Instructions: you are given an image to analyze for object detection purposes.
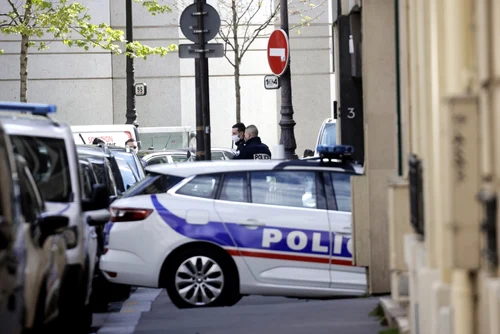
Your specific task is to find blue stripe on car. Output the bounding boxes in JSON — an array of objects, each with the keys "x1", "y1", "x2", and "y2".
[{"x1": 151, "y1": 194, "x2": 352, "y2": 259}]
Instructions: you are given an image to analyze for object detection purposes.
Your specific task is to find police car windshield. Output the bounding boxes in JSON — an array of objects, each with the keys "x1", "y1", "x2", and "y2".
[{"x1": 319, "y1": 123, "x2": 336, "y2": 147}]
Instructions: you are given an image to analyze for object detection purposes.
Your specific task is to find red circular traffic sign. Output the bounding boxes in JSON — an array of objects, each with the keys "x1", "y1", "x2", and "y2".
[{"x1": 267, "y1": 29, "x2": 289, "y2": 76}]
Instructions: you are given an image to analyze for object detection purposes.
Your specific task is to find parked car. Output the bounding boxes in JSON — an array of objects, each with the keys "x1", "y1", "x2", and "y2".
[
  {"x1": 106, "y1": 146, "x2": 145, "y2": 181},
  {"x1": 76, "y1": 146, "x2": 135, "y2": 310},
  {"x1": 313, "y1": 118, "x2": 337, "y2": 157},
  {"x1": 15, "y1": 154, "x2": 69, "y2": 331},
  {"x1": 186, "y1": 147, "x2": 236, "y2": 161},
  {"x1": 78, "y1": 158, "x2": 110, "y2": 312},
  {"x1": 0, "y1": 123, "x2": 26, "y2": 334},
  {"x1": 77, "y1": 145, "x2": 124, "y2": 195},
  {"x1": 139, "y1": 147, "x2": 236, "y2": 166},
  {"x1": 0, "y1": 102, "x2": 109, "y2": 332},
  {"x1": 100, "y1": 145, "x2": 367, "y2": 309},
  {"x1": 138, "y1": 149, "x2": 191, "y2": 166}
]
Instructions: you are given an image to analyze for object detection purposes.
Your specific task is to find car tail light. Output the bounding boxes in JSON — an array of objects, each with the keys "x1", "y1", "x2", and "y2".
[{"x1": 110, "y1": 207, "x2": 153, "y2": 222}]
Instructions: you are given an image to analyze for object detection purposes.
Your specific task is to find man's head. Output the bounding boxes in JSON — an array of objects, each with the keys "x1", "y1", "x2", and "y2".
[
  {"x1": 92, "y1": 137, "x2": 105, "y2": 146},
  {"x1": 244, "y1": 125, "x2": 258, "y2": 141},
  {"x1": 125, "y1": 139, "x2": 138, "y2": 152},
  {"x1": 231, "y1": 122, "x2": 245, "y2": 143}
]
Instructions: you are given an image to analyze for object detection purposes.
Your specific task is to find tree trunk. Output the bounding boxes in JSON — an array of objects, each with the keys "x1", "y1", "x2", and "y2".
[
  {"x1": 20, "y1": 33, "x2": 29, "y2": 102},
  {"x1": 19, "y1": 2, "x2": 32, "y2": 103},
  {"x1": 234, "y1": 61, "x2": 241, "y2": 123},
  {"x1": 231, "y1": 0, "x2": 241, "y2": 123}
]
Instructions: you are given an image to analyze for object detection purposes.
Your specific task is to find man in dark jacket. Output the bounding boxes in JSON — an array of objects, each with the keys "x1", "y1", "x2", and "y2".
[
  {"x1": 231, "y1": 122, "x2": 246, "y2": 152},
  {"x1": 234, "y1": 125, "x2": 272, "y2": 159}
]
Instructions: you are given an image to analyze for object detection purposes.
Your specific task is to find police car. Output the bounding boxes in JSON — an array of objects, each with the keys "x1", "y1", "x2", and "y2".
[{"x1": 99, "y1": 145, "x2": 367, "y2": 308}]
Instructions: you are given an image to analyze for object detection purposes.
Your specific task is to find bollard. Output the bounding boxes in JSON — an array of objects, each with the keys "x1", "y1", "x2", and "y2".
[{"x1": 271, "y1": 145, "x2": 285, "y2": 160}]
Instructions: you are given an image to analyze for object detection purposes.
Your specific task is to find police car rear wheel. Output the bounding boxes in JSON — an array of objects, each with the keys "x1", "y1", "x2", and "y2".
[{"x1": 166, "y1": 248, "x2": 237, "y2": 308}]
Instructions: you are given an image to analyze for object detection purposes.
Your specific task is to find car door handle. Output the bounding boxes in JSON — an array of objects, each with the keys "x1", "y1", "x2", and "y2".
[
  {"x1": 241, "y1": 219, "x2": 265, "y2": 227},
  {"x1": 334, "y1": 227, "x2": 352, "y2": 236}
]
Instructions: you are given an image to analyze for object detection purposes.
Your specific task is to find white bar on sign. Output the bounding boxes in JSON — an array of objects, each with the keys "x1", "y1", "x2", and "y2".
[{"x1": 269, "y1": 48, "x2": 286, "y2": 61}]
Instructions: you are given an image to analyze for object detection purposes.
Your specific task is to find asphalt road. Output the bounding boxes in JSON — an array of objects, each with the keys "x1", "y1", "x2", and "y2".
[{"x1": 92, "y1": 288, "x2": 386, "y2": 334}]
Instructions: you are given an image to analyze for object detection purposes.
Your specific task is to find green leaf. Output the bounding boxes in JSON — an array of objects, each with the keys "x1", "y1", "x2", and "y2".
[
  {"x1": 134, "y1": 0, "x2": 172, "y2": 16},
  {"x1": 1, "y1": 0, "x2": 174, "y2": 60}
]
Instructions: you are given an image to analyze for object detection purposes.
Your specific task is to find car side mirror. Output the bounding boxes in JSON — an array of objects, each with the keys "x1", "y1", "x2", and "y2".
[
  {"x1": 0, "y1": 219, "x2": 13, "y2": 250},
  {"x1": 109, "y1": 195, "x2": 118, "y2": 205},
  {"x1": 82, "y1": 184, "x2": 110, "y2": 212},
  {"x1": 37, "y1": 215, "x2": 69, "y2": 246},
  {"x1": 87, "y1": 209, "x2": 111, "y2": 227}
]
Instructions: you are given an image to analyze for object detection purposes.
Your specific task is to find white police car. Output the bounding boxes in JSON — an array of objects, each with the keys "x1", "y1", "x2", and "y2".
[{"x1": 99, "y1": 145, "x2": 367, "y2": 308}]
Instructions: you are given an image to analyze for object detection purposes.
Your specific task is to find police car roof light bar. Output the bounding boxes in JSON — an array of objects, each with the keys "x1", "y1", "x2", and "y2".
[
  {"x1": 317, "y1": 144, "x2": 354, "y2": 161},
  {"x1": 0, "y1": 102, "x2": 57, "y2": 116}
]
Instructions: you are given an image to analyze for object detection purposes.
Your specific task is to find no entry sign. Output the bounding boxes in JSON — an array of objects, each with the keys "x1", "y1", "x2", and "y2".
[{"x1": 267, "y1": 29, "x2": 289, "y2": 76}]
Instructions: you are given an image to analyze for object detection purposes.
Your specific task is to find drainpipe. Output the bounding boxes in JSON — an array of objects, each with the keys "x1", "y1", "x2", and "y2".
[{"x1": 394, "y1": 0, "x2": 403, "y2": 176}]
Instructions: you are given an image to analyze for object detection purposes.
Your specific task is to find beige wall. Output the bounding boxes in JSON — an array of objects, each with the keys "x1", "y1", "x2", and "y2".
[{"x1": 351, "y1": 0, "x2": 397, "y2": 294}]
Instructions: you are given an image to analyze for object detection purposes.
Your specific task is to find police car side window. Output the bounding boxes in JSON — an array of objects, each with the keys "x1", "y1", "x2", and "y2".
[
  {"x1": 331, "y1": 173, "x2": 352, "y2": 212},
  {"x1": 176, "y1": 174, "x2": 220, "y2": 199},
  {"x1": 11, "y1": 136, "x2": 72, "y2": 203},
  {"x1": 219, "y1": 172, "x2": 248, "y2": 203},
  {"x1": 250, "y1": 171, "x2": 317, "y2": 209}
]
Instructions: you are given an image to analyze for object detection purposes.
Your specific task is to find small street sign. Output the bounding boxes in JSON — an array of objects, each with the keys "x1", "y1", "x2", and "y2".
[
  {"x1": 267, "y1": 29, "x2": 290, "y2": 76},
  {"x1": 264, "y1": 75, "x2": 280, "y2": 89},
  {"x1": 134, "y1": 83, "x2": 147, "y2": 96},
  {"x1": 178, "y1": 43, "x2": 224, "y2": 59},
  {"x1": 180, "y1": 3, "x2": 221, "y2": 43}
]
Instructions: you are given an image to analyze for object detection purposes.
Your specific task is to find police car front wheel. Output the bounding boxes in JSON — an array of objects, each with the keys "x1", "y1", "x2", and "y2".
[{"x1": 165, "y1": 248, "x2": 239, "y2": 308}]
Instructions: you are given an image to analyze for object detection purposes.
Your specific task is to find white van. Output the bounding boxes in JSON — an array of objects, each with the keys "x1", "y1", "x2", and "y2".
[
  {"x1": 1, "y1": 102, "x2": 109, "y2": 331},
  {"x1": 71, "y1": 125, "x2": 192, "y2": 151},
  {"x1": 138, "y1": 126, "x2": 191, "y2": 150},
  {"x1": 72, "y1": 124, "x2": 139, "y2": 148}
]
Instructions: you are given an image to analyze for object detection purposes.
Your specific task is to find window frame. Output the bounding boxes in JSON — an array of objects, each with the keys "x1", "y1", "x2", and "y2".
[
  {"x1": 18, "y1": 164, "x2": 44, "y2": 223},
  {"x1": 215, "y1": 171, "x2": 250, "y2": 203},
  {"x1": 325, "y1": 171, "x2": 356, "y2": 212},
  {"x1": 174, "y1": 173, "x2": 221, "y2": 200}
]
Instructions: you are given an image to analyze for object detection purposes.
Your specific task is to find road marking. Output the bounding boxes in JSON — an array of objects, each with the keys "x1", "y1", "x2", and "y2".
[{"x1": 97, "y1": 288, "x2": 162, "y2": 334}]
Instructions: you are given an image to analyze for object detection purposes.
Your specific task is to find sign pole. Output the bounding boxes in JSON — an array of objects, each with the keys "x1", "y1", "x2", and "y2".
[
  {"x1": 278, "y1": 0, "x2": 297, "y2": 159},
  {"x1": 198, "y1": 0, "x2": 211, "y2": 161},
  {"x1": 125, "y1": 0, "x2": 137, "y2": 126},
  {"x1": 195, "y1": 58, "x2": 204, "y2": 161},
  {"x1": 179, "y1": 0, "x2": 222, "y2": 161}
]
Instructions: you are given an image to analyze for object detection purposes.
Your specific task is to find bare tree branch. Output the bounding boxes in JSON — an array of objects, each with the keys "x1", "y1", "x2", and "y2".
[
  {"x1": 223, "y1": 50, "x2": 236, "y2": 67},
  {"x1": 236, "y1": 0, "x2": 257, "y2": 25},
  {"x1": 5, "y1": 0, "x2": 22, "y2": 25},
  {"x1": 239, "y1": 4, "x2": 279, "y2": 60},
  {"x1": 214, "y1": 34, "x2": 236, "y2": 67},
  {"x1": 218, "y1": 24, "x2": 236, "y2": 52},
  {"x1": 240, "y1": 3, "x2": 263, "y2": 46}
]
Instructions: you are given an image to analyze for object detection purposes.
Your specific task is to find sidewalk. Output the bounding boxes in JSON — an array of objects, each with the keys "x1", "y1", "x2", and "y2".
[{"x1": 134, "y1": 291, "x2": 386, "y2": 334}]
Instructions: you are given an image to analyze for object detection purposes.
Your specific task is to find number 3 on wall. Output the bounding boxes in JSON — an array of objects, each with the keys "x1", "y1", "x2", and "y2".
[{"x1": 347, "y1": 108, "x2": 355, "y2": 119}]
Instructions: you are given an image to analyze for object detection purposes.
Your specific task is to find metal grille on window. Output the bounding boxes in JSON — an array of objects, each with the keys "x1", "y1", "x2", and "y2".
[
  {"x1": 408, "y1": 154, "x2": 424, "y2": 236},
  {"x1": 477, "y1": 189, "x2": 498, "y2": 269}
]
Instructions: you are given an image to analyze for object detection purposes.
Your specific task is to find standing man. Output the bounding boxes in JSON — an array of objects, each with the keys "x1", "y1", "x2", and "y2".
[
  {"x1": 231, "y1": 122, "x2": 246, "y2": 152},
  {"x1": 234, "y1": 125, "x2": 272, "y2": 160},
  {"x1": 125, "y1": 138, "x2": 137, "y2": 149},
  {"x1": 125, "y1": 138, "x2": 138, "y2": 153}
]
